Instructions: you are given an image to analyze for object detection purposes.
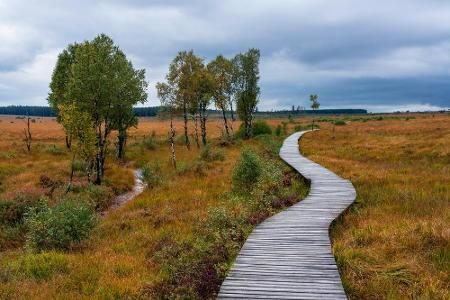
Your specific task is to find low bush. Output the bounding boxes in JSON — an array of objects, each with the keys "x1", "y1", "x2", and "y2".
[
  {"x1": 140, "y1": 161, "x2": 162, "y2": 188},
  {"x1": 25, "y1": 198, "x2": 97, "y2": 251},
  {"x1": 252, "y1": 120, "x2": 272, "y2": 136},
  {"x1": 199, "y1": 145, "x2": 225, "y2": 162},
  {"x1": 84, "y1": 184, "x2": 113, "y2": 211},
  {"x1": 232, "y1": 148, "x2": 263, "y2": 192},
  {"x1": 145, "y1": 138, "x2": 309, "y2": 299},
  {"x1": 235, "y1": 120, "x2": 272, "y2": 139},
  {"x1": 275, "y1": 124, "x2": 282, "y2": 136},
  {"x1": 334, "y1": 120, "x2": 346, "y2": 126}
]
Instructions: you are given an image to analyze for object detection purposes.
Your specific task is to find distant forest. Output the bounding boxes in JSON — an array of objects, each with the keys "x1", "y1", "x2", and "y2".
[
  {"x1": 0, "y1": 106, "x2": 160, "y2": 117},
  {"x1": 0, "y1": 105, "x2": 367, "y2": 117}
]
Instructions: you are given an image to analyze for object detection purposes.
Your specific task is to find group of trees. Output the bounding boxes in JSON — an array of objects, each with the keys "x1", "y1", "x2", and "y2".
[
  {"x1": 48, "y1": 34, "x2": 148, "y2": 185},
  {"x1": 156, "y1": 48, "x2": 261, "y2": 167}
]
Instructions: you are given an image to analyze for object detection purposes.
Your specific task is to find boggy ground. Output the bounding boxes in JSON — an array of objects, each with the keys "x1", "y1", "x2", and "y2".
[
  {"x1": 0, "y1": 113, "x2": 448, "y2": 299},
  {"x1": 0, "y1": 115, "x2": 308, "y2": 298},
  {"x1": 301, "y1": 113, "x2": 450, "y2": 299}
]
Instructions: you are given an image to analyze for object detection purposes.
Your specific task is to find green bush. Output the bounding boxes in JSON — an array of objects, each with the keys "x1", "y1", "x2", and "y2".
[
  {"x1": 252, "y1": 120, "x2": 272, "y2": 136},
  {"x1": 235, "y1": 120, "x2": 273, "y2": 139},
  {"x1": 25, "y1": 199, "x2": 97, "y2": 251},
  {"x1": 199, "y1": 145, "x2": 225, "y2": 162},
  {"x1": 232, "y1": 148, "x2": 263, "y2": 192},
  {"x1": 334, "y1": 120, "x2": 346, "y2": 126},
  {"x1": 140, "y1": 161, "x2": 162, "y2": 188},
  {"x1": 84, "y1": 184, "x2": 112, "y2": 211},
  {"x1": 275, "y1": 124, "x2": 282, "y2": 136}
]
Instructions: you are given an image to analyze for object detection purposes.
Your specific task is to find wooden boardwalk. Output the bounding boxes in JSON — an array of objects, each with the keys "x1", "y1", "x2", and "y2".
[{"x1": 218, "y1": 131, "x2": 356, "y2": 299}]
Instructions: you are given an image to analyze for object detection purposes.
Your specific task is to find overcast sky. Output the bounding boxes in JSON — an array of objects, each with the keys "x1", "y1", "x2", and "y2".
[{"x1": 1, "y1": 0, "x2": 450, "y2": 112}]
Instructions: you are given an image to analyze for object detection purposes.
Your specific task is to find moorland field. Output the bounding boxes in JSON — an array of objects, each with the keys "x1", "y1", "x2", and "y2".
[{"x1": 0, "y1": 113, "x2": 448, "y2": 299}]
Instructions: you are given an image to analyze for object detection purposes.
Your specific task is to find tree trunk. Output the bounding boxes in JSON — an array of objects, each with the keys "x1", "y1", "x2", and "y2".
[
  {"x1": 65, "y1": 134, "x2": 72, "y2": 149},
  {"x1": 169, "y1": 117, "x2": 177, "y2": 168},
  {"x1": 183, "y1": 102, "x2": 190, "y2": 150},
  {"x1": 229, "y1": 100, "x2": 235, "y2": 132},
  {"x1": 222, "y1": 108, "x2": 230, "y2": 137},
  {"x1": 192, "y1": 113, "x2": 200, "y2": 148},
  {"x1": 244, "y1": 112, "x2": 253, "y2": 139},
  {"x1": 94, "y1": 125, "x2": 105, "y2": 185},
  {"x1": 116, "y1": 128, "x2": 127, "y2": 159},
  {"x1": 66, "y1": 153, "x2": 76, "y2": 193},
  {"x1": 200, "y1": 106, "x2": 207, "y2": 146}
]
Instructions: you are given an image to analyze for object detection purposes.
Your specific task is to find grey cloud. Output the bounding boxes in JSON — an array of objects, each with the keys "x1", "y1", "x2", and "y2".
[{"x1": 0, "y1": 0, "x2": 450, "y2": 111}]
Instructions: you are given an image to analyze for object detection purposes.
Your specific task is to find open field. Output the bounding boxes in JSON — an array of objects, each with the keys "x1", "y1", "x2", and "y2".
[
  {"x1": 0, "y1": 115, "x2": 308, "y2": 298},
  {"x1": 0, "y1": 113, "x2": 448, "y2": 299},
  {"x1": 302, "y1": 113, "x2": 450, "y2": 299}
]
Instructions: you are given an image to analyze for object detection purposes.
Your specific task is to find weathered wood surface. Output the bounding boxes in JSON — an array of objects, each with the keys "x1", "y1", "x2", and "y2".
[{"x1": 218, "y1": 131, "x2": 356, "y2": 299}]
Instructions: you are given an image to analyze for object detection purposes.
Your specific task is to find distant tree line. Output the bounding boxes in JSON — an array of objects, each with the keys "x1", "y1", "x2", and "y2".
[
  {"x1": 0, "y1": 105, "x2": 367, "y2": 118},
  {"x1": 0, "y1": 105, "x2": 160, "y2": 117}
]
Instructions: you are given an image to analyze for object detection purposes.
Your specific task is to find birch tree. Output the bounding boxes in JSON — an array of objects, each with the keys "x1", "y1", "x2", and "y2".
[
  {"x1": 156, "y1": 82, "x2": 177, "y2": 168},
  {"x1": 208, "y1": 55, "x2": 233, "y2": 138},
  {"x1": 235, "y1": 48, "x2": 260, "y2": 139}
]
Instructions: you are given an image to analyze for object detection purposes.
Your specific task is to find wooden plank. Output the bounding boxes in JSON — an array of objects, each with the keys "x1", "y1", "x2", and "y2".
[{"x1": 217, "y1": 131, "x2": 356, "y2": 299}]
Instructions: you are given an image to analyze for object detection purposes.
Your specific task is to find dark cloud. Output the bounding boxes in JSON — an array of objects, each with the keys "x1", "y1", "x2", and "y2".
[{"x1": 0, "y1": 0, "x2": 450, "y2": 111}]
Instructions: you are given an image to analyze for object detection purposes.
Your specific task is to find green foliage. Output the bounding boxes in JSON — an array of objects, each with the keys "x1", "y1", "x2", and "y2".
[
  {"x1": 199, "y1": 144, "x2": 225, "y2": 162},
  {"x1": 146, "y1": 135, "x2": 309, "y2": 299},
  {"x1": 310, "y1": 94, "x2": 320, "y2": 110},
  {"x1": 84, "y1": 184, "x2": 113, "y2": 211},
  {"x1": 235, "y1": 120, "x2": 272, "y2": 139},
  {"x1": 140, "y1": 161, "x2": 162, "y2": 188},
  {"x1": 334, "y1": 120, "x2": 346, "y2": 126},
  {"x1": 49, "y1": 34, "x2": 148, "y2": 183},
  {"x1": 275, "y1": 124, "x2": 282, "y2": 136},
  {"x1": 25, "y1": 198, "x2": 97, "y2": 251},
  {"x1": 235, "y1": 48, "x2": 260, "y2": 138},
  {"x1": 232, "y1": 148, "x2": 263, "y2": 192},
  {"x1": 253, "y1": 120, "x2": 272, "y2": 135}
]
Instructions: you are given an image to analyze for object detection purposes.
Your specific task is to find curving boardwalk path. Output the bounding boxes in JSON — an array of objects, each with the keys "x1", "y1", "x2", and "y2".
[{"x1": 218, "y1": 131, "x2": 356, "y2": 299}]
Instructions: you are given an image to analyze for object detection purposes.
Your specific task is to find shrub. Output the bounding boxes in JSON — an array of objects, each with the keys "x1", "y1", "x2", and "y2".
[
  {"x1": 252, "y1": 120, "x2": 272, "y2": 136},
  {"x1": 232, "y1": 149, "x2": 263, "y2": 192},
  {"x1": 140, "y1": 161, "x2": 162, "y2": 188},
  {"x1": 334, "y1": 120, "x2": 346, "y2": 126},
  {"x1": 235, "y1": 120, "x2": 272, "y2": 139},
  {"x1": 25, "y1": 199, "x2": 97, "y2": 251},
  {"x1": 199, "y1": 145, "x2": 225, "y2": 162},
  {"x1": 275, "y1": 124, "x2": 282, "y2": 136},
  {"x1": 84, "y1": 184, "x2": 113, "y2": 211}
]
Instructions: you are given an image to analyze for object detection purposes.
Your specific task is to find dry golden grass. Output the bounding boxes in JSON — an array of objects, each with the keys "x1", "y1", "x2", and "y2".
[
  {"x1": 301, "y1": 113, "x2": 450, "y2": 299},
  {"x1": 0, "y1": 115, "x2": 271, "y2": 298},
  {"x1": 1, "y1": 113, "x2": 448, "y2": 299}
]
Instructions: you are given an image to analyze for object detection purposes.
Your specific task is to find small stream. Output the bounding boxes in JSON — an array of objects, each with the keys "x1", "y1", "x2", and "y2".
[{"x1": 102, "y1": 169, "x2": 146, "y2": 217}]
